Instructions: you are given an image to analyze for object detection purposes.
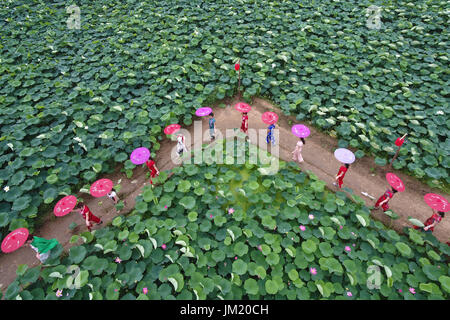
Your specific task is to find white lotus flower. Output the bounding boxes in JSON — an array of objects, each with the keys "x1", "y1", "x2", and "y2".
[
  {"x1": 84, "y1": 126, "x2": 88, "y2": 129},
  {"x1": 6, "y1": 143, "x2": 13, "y2": 150},
  {"x1": 3, "y1": 186, "x2": 9, "y2": 192},
  {"x1": 436, "y1": 110, "x2": 444, "y2": 115},
  {"x1": 73, "y1": 137, "x2": 82, "y2": 142}
]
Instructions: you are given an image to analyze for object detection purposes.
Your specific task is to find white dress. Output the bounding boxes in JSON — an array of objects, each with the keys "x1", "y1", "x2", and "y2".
[
  {"x1": 292, "y1": 141, "x2": 304, "y2": 163},
  {"x1": 30, "y1": 244, "x2": 50, "y2": 263},
  {"x1": 177, "y1": 135, "x2": 187, "y2": 154},
  {"x1": 107, "y1": 191, "x2": 117, "y2": 199}
]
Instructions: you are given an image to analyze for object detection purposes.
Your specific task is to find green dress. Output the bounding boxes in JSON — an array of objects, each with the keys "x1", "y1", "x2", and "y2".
[{"x1": 31, "y1": 236, "x2": 59, "y2": 254}]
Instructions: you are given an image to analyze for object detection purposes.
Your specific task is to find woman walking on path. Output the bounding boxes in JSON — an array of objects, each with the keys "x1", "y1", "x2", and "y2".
[
  {"x1": 333, "y1": 163, "x2": 349, "y2": 188},
  {"x1": 413, "y1": 210, "x2": 445, "y2": 233},
  {"x1": 25, "y1": 236, "x2": 59, "y2": 264},
  {"x1": 266, "y1": 123, "x2": 276, "y2": 145},
  {"x1": 146, "y1": 157, "x2": 160, "y2": 186},
  {"x1": 292, "y1": 138, "x2": 305, "y2": 163},
  {"x1": 74, "y1": 203, "x2": 103, "y2": 232},
  {"x1": 176, "y1": 134, "x2": 188, "y2": 159},
  {"x1": 240, "y1": 112, "x2": 248, "y2": 134},
  {"x1": 374, "y1": 187, "x2": 398, "y2": 212},
  {"x1": 209, "y1": 113, "x2": 216, "y2": 140}
]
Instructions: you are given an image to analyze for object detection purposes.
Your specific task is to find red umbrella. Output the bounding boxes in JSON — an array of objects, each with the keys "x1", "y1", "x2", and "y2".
[
  {"x1": 90, "y1": 178, "x2": 113, "y2": 197},
  {"x1": 1, "y1": 228, "x2": 29, "y2": 253},
  {"x1": 164, "y1": 124, "x2": 181, "y2": 135},
  {"x1": 261, "y1": 112, "x2": 278, "y2": 125},
  {"x1": 424, "y1": 193, "x2": 449, "y2": 212},
  {"x1": 54, "y1": 195, "x2": 78, "y2": 217},
  {"x1": 234, "y1": 102, "x2": 251, "y2": 113},
  {"x1": 386, "y1": 173, "x2": 405, "y2": 192}
]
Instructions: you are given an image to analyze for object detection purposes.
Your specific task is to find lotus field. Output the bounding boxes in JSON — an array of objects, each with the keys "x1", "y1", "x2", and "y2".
[
  {"x1": 3, "y1": 141, "x2": 450, "y2": 300},
  {"x1": 0, "y1": 0, "x2": 449, "y2": 301}
]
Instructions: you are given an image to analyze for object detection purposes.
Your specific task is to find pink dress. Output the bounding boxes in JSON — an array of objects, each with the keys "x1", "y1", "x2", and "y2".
[{"x1": 292, "y1": 141, "x2": 304, "y2": 163}]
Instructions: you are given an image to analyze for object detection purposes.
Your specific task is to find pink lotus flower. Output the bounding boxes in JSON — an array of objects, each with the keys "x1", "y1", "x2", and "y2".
[
  {"x1": 143, "y1": 287, "x2": 148, "y2": 294},
  {"x1": 351, "y1": 232, "x2": 357, "y2": 237},
  {"x1": 228, "y1": 208, "x2": 235, "y2": 214},
  {"x1": 308, "y1": 214, "x2": 314, "y2": 220},
  {"x1": 339, "y1": 225, "x2": 343, "y2": 229},
  {"x1": 235, "y1": 256, "x2": 238, "y2": 260},
  {"x1": 347, "y1": 291, "x2": 352, "y2": 297},
  {"x1": 216, "y1": 196, "x2": 218, "y2": 199},
  {"x1": 162, "y1": 244, "x2": 167, "y2": 250},
  {"x1": 352, "y1": 244, "x2": 356, "y2": 247},
  {"x1": 210, "y1": 214, "x2": 213, "y2": 219},
  {"x1": 257, "y1": 245, "x2": 262, "y2": 251},
  {"x1": 409, "y1": 287, "x2": 415, "y2": 294},
  {"x1": 115, "y1": 257, "x2": 122, "y2": 263},
  {"x1": 299, "y1": 225, "x2": 306, "y2": 231},
  {"x1": 398, "y1": 289, "x2": 402, "y2": 293},
  {"x1": 114, "y1": 289, "x2": 118, "y2": 292},
  {"x1": 164, "y1": 205, "x2": 167, "y2": 209},
  {"x1": 310, "y1": 268, "x2": 317, "y2": 275},
  {"x1": 56, "y1": 289, "x2": 63, "y2": 297},
  {"x1": 345, "y1": 246, "x2": 351, "y2": 252}
]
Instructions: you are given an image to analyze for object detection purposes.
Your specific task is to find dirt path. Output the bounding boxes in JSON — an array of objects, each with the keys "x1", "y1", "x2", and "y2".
[{"x1": 1, "y1": 96, "x2": 448, "y2": 295}]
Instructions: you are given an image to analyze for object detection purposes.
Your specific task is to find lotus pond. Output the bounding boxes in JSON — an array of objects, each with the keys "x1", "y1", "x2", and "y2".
[
  {"x1": 0, "y1": 0, "x2": 449, "y2": 240},
  {"x1": 3, "y1": 139, "x2": 449, "y2": 300}
]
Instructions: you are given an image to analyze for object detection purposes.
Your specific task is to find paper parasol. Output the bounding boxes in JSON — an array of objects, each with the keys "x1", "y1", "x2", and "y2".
[
  {"x1": 164, "y1": 124, "x2": 181, "y2": 135},
  {"x1": 130, "y1": 147, "x2": 150, "y2": 165},
  {"x1": 90, "y1": 178, "x2": 113, "y2": 197},
  {"x1": 234, "y1": 102, "x2": 251, "y2": 113},
  {"x1": 195, "y1": 107, "x2": 212, "y2": 117},
  {"x1": 291, "y1": 124, "x2": 311, "y2": 138},
  {"x1": 1, "y1": 228, "x2": 29, "y2": 253},
  {"x1": 261, "y1": 112, "x2": 278, "y2": 125},
  {"x1": 424, "y1": 193, "x2": 449, "y2": 212},
  {"x1": 386, "y1": 173, "x2": 405, "y2": 192},
  {"x1": 334, "y1": 148, "x2": 355, "y2": 164},
  {"x1": 54, "y1": 195, "x2": 78, "y2": 217}
]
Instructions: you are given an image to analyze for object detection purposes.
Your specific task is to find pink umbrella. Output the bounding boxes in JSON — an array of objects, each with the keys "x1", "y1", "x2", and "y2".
[
  {"x1": 261, "y1": 112, "x2": 278, "y2": 125},
  {"x1": 130, "y1": 147, "x2": 150, "y2": 165},
  {"x1": 195, "y1": 107, "x2": 212, "y2": 117},
  {"x1": 424, "y1": 193, "x2": 449, "y2": 212},
  {"x1": 334, "y1": 148, "x2": 355, "y2": 164},
  {"x1": 386, "y1": 173, "x2": 405, "y2": 192},
  {"x1": 164, "y1": 124, "x2": 181, "y2": 135},
  {"x1": 1, "y1": 228, "x2": 29, "y2": 253},
  {"x1": 90, "y1": 178, "x2": 113, "y2": 197},
  {"x1": 54, "y1": 195, "x2": 78, "y2": 217},
  {"x1": 234, "y1": 102, "x2": 251, "y2": 113},
  {"x1": 291, "y1": 124, "x2": 311, "y2": 138}
]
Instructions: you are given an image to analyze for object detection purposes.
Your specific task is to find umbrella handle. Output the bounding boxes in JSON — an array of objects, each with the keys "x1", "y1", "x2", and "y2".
[{"x1": 400, "y1": 133, "x2": 407, "y2": 140}]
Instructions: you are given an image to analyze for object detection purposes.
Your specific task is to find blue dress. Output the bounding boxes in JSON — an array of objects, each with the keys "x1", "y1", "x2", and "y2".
[{"x1": 266, "y1": 124, "x2": 275, "y2": 144}]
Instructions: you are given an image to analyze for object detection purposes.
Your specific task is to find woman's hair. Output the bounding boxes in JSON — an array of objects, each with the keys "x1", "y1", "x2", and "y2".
[
  {"x1": 300, "y1": 138, "x2": 306, "y2": 145},
  {"x1": 438, "y1": 211, "x2": 445, "y2": 218},
  {"x1": 243, "y1": 112, "x2": 247, "y2": 115},
  {"x1": 210, "y1": 112, "x2": 214, "y2": 117},
  {"x1": 74, "y1": 203, "x2": 84, "y2": 210},
  {"x1": 391, "y1": 187, "x2": 398, "y2": 194},
  {"x1": 345, "y1": 163, "x2": 350, "y2": 168}
]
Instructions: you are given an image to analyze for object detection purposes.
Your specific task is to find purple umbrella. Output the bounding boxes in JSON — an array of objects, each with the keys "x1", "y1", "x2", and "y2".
[
  {"x1": 334, "y1": 148, "x2": 355, "y2": 164},
  {"x1": 130, "y1": 147, "x2": 150, "y2": 165},
  {"x1": 291, "y1": 124, "x2": 311, "y2": 138},
  {"x1": 195, "y1": 107, "x2": 212, "y2": 117}
]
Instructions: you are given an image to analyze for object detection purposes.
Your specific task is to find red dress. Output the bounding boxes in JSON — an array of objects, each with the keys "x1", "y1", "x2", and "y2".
[
  {"x1": 413, "y1": 214, "x2": 442, "y2": 232},
  {"x1": 146, "y1": 160, "x2": 158, "y2": 184},
  {"x1": 375, "y1": 190, "x2": 393, "y2": 211},
  {"x1": 240, "y1": 114, "x2": 248, "y2": 133},
  {"x1": 336, "y1": 166, "x2": 347, "y2": 188},
  {"x1": 80, "y1": 205, "x2": 101, "y2": 230}
]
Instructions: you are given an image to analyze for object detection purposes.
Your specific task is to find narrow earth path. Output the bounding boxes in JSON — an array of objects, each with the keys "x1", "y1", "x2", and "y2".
[{"x1": 0, "y1": 96, "x2": 448, "y2": 295}]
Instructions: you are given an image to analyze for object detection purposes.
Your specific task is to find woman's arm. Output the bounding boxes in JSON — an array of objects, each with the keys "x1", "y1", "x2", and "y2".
[{"x1": 424, "y1": 220, "x2": 437, "y2": 231}]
